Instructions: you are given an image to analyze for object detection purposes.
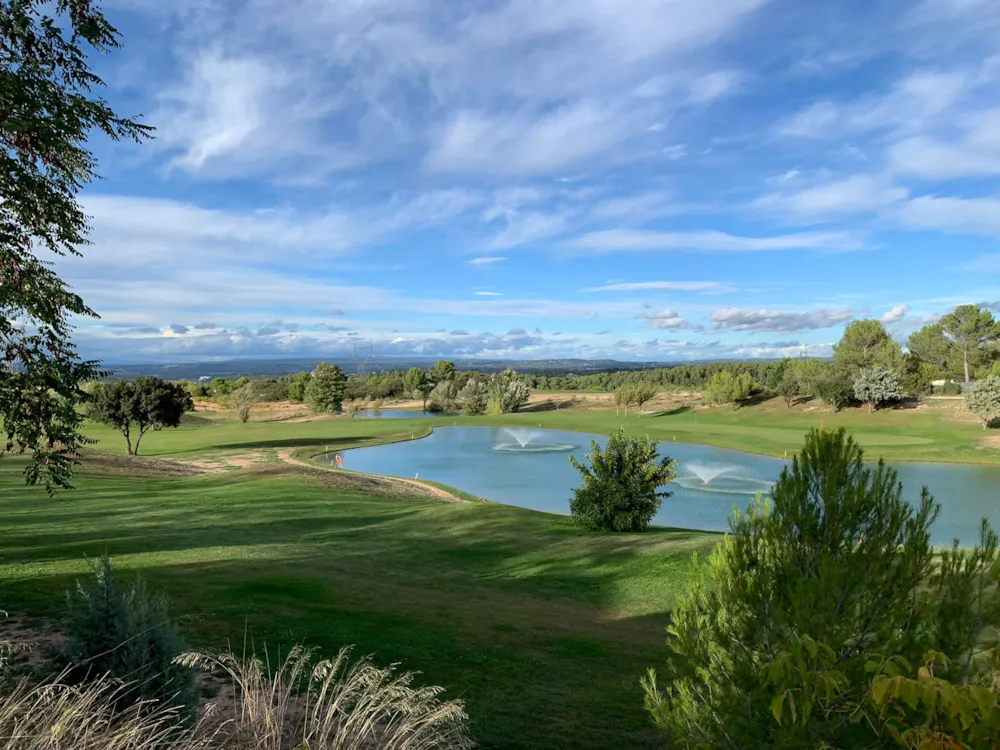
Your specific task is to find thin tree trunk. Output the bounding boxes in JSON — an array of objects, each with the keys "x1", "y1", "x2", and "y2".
[
  {"x1": 133, "y1": 429, "x2": 146, "y2": 456},
  {"x1": 964, "y1": 349, "x2": 970, "y2": 383},
  {"x1": 124, "y1": 429, "x2": 133, "y2": 455}
]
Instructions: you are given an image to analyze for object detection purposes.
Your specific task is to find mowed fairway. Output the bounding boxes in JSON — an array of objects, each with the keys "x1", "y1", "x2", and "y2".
[
  {"x1": 0, "y1": 397, "x2": 993, "y2": 748},
  {"x1": 0, "y1": 451, "x2": 716, "y2": 750}
]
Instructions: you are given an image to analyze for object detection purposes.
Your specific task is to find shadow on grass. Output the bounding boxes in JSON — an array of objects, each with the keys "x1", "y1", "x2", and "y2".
[{"x1": 649, "y1": 406, "x2": 693, "y2": 417}]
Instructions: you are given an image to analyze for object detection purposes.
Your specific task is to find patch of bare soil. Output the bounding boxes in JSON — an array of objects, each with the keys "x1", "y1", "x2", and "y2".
[
  {"x1": 980, "y1": 433, "x2": 1000, "y2": 450},
  {"x1": 0, "y1": 613, "x2": 66, "y2": 678},
  {"x1": 78, "y1": 450, "x2": 204, "y2": 478},
  {"x1": 276, "y1": 449, "x2": 463, "y2": 502}
]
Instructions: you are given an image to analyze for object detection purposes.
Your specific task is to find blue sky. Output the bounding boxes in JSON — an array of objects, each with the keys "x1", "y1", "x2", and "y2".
[{"x1": 62, "y1": 0, "x2": 1000, "y2": 363}]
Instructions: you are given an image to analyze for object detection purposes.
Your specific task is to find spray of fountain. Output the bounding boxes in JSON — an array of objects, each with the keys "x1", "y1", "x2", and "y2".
[
  {"x1": 504, "y1": 428, "x2": 546, "y2": 448},
  {"x1": 493, "y1": 427, "x2": 576, "y2": 453},
  {"x1": 686, "y1": 462, "x2": 734, "y2": 485}
]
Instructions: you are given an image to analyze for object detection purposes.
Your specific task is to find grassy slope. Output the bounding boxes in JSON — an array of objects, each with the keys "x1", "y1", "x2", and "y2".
[
  {"x1": 0, "y1": 459, "x2": 716, "y2": 750},
  {"x1": 2, "y1": 397, "x2": 992, "y2": 747}
]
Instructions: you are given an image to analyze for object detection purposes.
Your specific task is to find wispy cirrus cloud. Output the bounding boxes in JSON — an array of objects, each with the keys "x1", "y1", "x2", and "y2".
[{"x1": 568, "y1": 229, "x2": 866, "y2": 253}]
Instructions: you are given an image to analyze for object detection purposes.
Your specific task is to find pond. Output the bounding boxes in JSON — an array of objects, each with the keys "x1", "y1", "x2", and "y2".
[{"x1": 321, "y1": 426, "x2": 1000, "y2": 547}]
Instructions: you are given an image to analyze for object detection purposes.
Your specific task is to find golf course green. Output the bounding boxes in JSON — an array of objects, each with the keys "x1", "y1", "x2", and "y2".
[{"x1": 1, "y1": 397, "x2": 996, "y2": 748}]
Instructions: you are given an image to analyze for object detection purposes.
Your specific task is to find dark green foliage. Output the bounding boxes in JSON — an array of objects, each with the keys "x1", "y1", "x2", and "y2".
[
  {"x1": 288, "y1": 371, "x2": 311, "y2": 402},
  {"x1": 899, "y1": 355, "x2": 936, "y2": 396},
  {"x1": 89, "y1": 377, "x2": 193, "y2": 455},
  {"x1": 705, "y1": 370, "x2": 754, "y2": 410},
  {"x1": 644, "y1": 428, "x2": 999, "y2": 749},
  {"x1": 817, "y1": 367, "x2": 857, "y2": 411},
  {"x1": 429, "y1": 360, "x2": 456, "y2": 384},
  {"x1": 569, "y1": 428, "x2": 677, "y2": 532},
  {"x1": 937, "y1": 381, "x2": 962, "y2": 395},
  {"x1": 774, "y1": 372, "x2": 800, "y2": 408},
  {"x1": 0, "y1": 0, "x2": 152, "y2": 491},
  {"x1": 833, "y1": 320, "x2": 904, "y2": 374},
  {"x1": 305, "y1": 362, "x2": 346, "y2": 413},
  {"x1": 65, "y1": 554, "x2": 197, "y2": 720},
  {"x1": 907, "y1": 323, "x2": 958, "y2": 376},
  {"x1": 939, "y1": 304, "x2": 1000, "y2": 383}
]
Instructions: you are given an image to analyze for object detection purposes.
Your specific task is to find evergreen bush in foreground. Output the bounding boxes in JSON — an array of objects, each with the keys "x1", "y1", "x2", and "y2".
[
  {"x1": 64, "y1": 554, "x2": 198, "y2": 721},
  {"x1": 643, "y1": 428, "x2": 1000, "y2": 749},
  {"x1": 569, "y1": 428, "x2": 677, "y2": 532}
]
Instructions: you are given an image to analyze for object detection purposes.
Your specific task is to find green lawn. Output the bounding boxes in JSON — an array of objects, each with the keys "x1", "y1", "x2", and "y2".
[
  {"x1": 0, "y1": 456, "x2": 716, "y2": 750},
  {"x1": 1, "y1": 397, "x2": 993, "y2": 748}
]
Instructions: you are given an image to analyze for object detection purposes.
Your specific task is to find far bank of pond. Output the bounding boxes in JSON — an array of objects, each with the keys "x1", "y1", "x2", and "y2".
[{"x1": 322, "y1": 425, "x2": 1000, "y2": 548}]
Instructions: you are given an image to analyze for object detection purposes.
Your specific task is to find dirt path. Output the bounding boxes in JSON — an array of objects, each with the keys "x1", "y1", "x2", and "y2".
[{"x1": 275, "y1": 449, "x2": 463, "y2": 502}]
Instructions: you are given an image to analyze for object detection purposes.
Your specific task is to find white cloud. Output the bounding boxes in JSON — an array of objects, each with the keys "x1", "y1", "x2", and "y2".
[
  {"x1": 892, "y1": 195, "x2": 1000, "y2": 235},
  {"x1": 781, "y1": 71, "x2": 975, "y2": 139},
  {"x1": 754, "y1": 174, "x2": 908, "y2": 219},
  {"x1": 880, "y1": 304, "x2": 909, "y2": 323},
  {"x1": 889, "y1": 109, "x2": 1000, "y2": 179},
  {"x1": 635, "y1": 309, "x2": 695, "y2": 330},
  {"x1": 568, "y1": 228, "x2": 866, "y2": 252},
  {"x1": 710, "y1": 307, "x2": 854, "y2": 332},
  {"x1": 425, "y1": 102, "x2": 632, "y2": 175},
  {"x1": 467, "y1": 256, "x2": 507, "y2": 265},
  {"x1": 473, "y1": 291, "x2": 503, "y2": 297},
  {"x1": 585, "y1": 281, "x2": 733, "y2": 293}
]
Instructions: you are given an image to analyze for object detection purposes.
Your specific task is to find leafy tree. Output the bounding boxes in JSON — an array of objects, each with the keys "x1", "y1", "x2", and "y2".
[
  {"x1": 790, "y1": 359, "x2": 830, "y2": 398},
  {"x1": 89, "y1": 377, "x2": 193, "y2": 455},
  {"x1": 209, "y1": 376, "x2": 234, "y2": 397},
  {"x1": 615, "y1": 383, "x2": 635, "y2": 417},
  {"x1": 458, "y1": 377, "x2": 489, "y2": 414},
  {"x1": 288, "y1": 371, "x2": 311, "y2": 402},
  {"x1": 403, "y1": 367, "x2": 426, "y2": 398},
  {"x1": 939, "y1": 304, "x2": 1000, "y2": 382},
  {"x1": 817, "y1": 367, "x2": 857, "y2": 411},
  {"x1": 899, "y1": 355, "x2": 936, "y2": 397},
  {"x1": 305, "y1": 362, "x2": 347, "y2": 414},
  {"x1": 853, "y1": 366, "x2": 903, "y2": 413},
  {"x1": 486, "y1": 368, "x2": 530, "y2": 414},
  {"x1": 764, "y1": 358, "x2": 792, "y2": 392},
  {"x1": 965, "y1": 376, "x2": 1000, "y2": 430},
  {"x1": 0, "y1": 0, "x2": 152, "y2": 490},
  {"x1": 429, "y1": 360, "x2": 456, "y2": 384},
  {"x1": 228, "y1": 383, "x2": 258, "y2": 423},
  {"x1": 775, "y1": 372, "x2": 800, "y2": 408},
  {"x1": 643, "y1": 428, "x2": 998, "y2": 749},
  {"x1": 631, "y1": 382, "x2": 658, "y2": 417},
  {"x1": 834, "y1": 320, "x2": 903, "y2": 375},
  {"x1": 907, "y1": 323, "x2": 957, "y2": 375},
  {"x1": 428, "y1": 380, "x2": 459, "y2": 412},
  {"x1": 705, "y1": 370, "x2": 754, "y2": 410},
  {"x1": 983, "y1": 360, "x2": 1000, "y2": 379},
  {"x1": 65, "y1": 554, "x2": 197, "y2": 720},
  {"x1": 569, "y1": 428, "x2": 677, "y2": 532}
]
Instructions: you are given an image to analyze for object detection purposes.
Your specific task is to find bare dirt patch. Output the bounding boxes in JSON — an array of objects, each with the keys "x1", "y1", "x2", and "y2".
[
  {"x1": 0, "y1": 613, "x2": 66, "y2": 677},
  {"x1": 276, "y1": 449, "x2": 463, "y2": 502}
]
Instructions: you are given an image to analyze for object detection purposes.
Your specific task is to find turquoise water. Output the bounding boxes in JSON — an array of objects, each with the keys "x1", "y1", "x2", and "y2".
[{"x1": 328, "y1": 426, "x2": 1000, "y2": 547}]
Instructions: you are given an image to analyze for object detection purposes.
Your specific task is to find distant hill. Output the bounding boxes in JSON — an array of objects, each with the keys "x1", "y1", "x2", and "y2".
[{"x1": 102, "y1": 356, "x2": 777, "y2": 381}]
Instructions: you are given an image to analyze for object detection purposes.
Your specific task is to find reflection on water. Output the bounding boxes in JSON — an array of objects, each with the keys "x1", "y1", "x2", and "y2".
[{"x1": 326, "y1": 425, "x2": 1000, "y2": 547}]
